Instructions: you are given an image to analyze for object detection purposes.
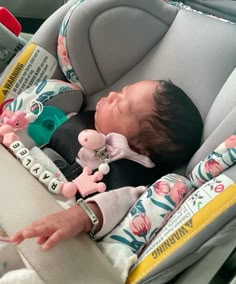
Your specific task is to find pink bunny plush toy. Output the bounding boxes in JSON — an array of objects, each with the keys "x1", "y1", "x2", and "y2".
[{"x1": 61, "y1": 129, "x2": 110, "y2": 198}]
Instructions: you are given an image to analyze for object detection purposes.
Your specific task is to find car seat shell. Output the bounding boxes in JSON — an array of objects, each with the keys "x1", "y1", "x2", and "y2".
[{"x1": 0, "y1": 0, "x2": 235, "y2": 283}]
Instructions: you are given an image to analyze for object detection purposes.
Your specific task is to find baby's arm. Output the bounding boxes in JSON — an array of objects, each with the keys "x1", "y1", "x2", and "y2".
[
  {"x1": 10, "y1": 202, "x2": 102, "y2": 250},
  {"x1": 10, "y1": 186, "x2": 146, "y2": 250},
  {"x1": 87, "y1": 186, "x2": 146, "y2": 238}
]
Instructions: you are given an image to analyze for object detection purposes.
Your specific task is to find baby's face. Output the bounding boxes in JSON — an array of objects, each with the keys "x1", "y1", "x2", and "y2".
[{"x1": 94, "y1": 80, "x2": 157, "y2": 142}]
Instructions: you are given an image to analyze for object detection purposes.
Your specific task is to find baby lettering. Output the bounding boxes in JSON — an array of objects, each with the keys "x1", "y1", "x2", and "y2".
[{"x1": 9, "y1": 140, "x2": 63, "y2": 195}]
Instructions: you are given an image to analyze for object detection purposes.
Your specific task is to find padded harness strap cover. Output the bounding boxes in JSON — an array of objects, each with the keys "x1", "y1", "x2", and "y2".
[{"x1": 0, "y1": 145, "x2": 122, "y2": 284}]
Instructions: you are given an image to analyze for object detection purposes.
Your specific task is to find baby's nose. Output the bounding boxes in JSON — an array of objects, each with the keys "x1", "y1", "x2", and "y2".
[{"x1": 107, "y1": 91, "x2": 119, "y2": 103}]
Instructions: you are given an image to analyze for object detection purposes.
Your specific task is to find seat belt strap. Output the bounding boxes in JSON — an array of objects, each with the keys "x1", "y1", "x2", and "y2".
[{"x1": 0, "y1": 145, "x2": 122, "y2": 284}]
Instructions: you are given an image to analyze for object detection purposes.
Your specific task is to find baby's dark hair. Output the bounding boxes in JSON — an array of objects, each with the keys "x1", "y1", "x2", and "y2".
[{"x1": 133, "y1": 80, "x2": 203, "y2": 170}]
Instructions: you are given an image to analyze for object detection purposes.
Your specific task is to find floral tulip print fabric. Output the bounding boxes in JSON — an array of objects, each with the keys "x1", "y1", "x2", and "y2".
[
  {"x1": 189, "y1": 135, "x2": 236, "y2": 187},
  {"x1": 108, "y1": 174, "x2": 192, "y2": 253},
  {"x1": 98, "y1": 174, "x2": 192, "y2": 281}
]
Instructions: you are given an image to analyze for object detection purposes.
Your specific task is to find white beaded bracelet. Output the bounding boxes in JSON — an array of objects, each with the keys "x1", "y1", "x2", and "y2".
[{"x1": 76, "y1": 198, "x2": 99, "y2": 240}]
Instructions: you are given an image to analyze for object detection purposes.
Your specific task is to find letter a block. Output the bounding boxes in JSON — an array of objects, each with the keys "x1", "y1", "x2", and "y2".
[{"x1": 39, "y1": 170, "x2": 54, "y2": 186}]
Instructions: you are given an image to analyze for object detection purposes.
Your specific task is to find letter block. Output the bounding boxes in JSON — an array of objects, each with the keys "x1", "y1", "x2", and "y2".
[
  {"x1": 9, "y1": 141, "x2": 24, "y2": 153},
  {"x1": 22, "y1": 155, "x2": 35, "y2": 169},
  {"x1": 39, "y1": 170, "x2": 54, "y2": 186},
  {"x1": 30, "y1": 163, "x2": 44, "y2": 177},
  {"x1": 16, "y1": 148, "x2": 30, "y2": 160},
  {"x1": 48, "y1": 178, "x2": 63, "y2": 194}
]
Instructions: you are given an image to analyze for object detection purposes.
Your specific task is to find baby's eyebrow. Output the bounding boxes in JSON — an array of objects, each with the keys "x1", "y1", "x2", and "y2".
[
  {"x1": 121, "y1": 85, "x2": 129, "y2": 94},
  {"x1": 120, "y1": 86, "x2": 125, "y2": 93}
]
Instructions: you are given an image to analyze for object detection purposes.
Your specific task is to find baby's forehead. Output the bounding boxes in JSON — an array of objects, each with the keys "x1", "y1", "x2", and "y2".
[
  {"x1": 124, "y1": 80, "x2": 158, "y2": 98},
  {"x1": 125, "y1": 80, "x2": 158, "y2": 88}
]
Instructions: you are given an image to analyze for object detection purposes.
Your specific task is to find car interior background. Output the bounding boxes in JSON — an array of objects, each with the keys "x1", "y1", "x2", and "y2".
[{"x1": 0, "y1": 0, "x2": 235, "y2": 283}]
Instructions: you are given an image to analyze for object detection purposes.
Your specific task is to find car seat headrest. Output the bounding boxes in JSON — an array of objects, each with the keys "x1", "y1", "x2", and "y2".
[{"x1": 56, "y1": 0, "x2": 178, "y2": 95}]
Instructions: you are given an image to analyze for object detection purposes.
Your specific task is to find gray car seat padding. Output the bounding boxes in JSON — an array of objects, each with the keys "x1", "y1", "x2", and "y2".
[
  {"x1": 0, "y1": 0, "x2": 236, "y2": 283},
  {"x1": 85, "y1": 8, "x2": 236, "y2": 114},
  {"x1": 173, "y1": 230, "x2": 236, "y2": 284},
  {"x1": 58, "y1": 0, "x2": 178, "y2": 95},
  {"x1": 0, "y1": 145, "x2": 122, "y2": 284},
  {"x1": 147, "y1": 218, "x2": 236, "y2": 284},
  {"x1": 183, "y1": 0, "x2": 236, "y2": 23},
  {"x1": 186, "y1": 64, "x2": 236, "y2": 174},
  {"x1": 202, "y1": 67, "x2": 236, "y2": 140},
  {"x1": 0, "y1": 0, "x2": 178, "y2": 98},
  {"x1": 187, "y1": 106, "x2": 236, "y2": 174}
]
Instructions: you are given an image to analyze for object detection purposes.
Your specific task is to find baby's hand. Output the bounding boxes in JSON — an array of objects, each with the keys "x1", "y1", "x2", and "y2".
[{"x1": 10, "y1": 203, "x2": 100, "y2": 250}]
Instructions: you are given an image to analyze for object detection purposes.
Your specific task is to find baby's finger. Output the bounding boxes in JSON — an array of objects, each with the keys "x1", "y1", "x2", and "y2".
[
  {"x1": 10, "y1": 232, "x2": 24, "y2": 244},
  {"x1": 41, "y1": 230, "x2": 64, "y2": 250},
  {"x1": 37, "y1": 236, "x2": 48, "y2": 245},
  {"x1": 23, "y1": 225, "x2": 53, "y2": 239}
]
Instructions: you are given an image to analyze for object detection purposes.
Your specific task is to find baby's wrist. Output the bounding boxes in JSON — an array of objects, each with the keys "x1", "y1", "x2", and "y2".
[
  {"x1": 87, "y1": 201, "x2": 103, "y2": 232},
  {"x1": 76, "y1": 199, "x2": 103, "y2": 238},
  {"x1": 70, "y1": 204, "x2": 91, "y2": 233}
]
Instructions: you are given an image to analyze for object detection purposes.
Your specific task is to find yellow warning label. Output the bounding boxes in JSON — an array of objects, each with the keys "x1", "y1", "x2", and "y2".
[
  {"x1": 0, "y1": 43, "x2": 36, "y2": 102},
  {"x1": 127, "y1": 183, "x2": 236, "y2": 284},
  {"x1": 150, "y1": 219, "x2": 193, "y2": 260}
]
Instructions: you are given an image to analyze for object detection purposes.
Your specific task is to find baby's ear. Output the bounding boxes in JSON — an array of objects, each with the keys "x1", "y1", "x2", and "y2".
[
  {"x1": 130, "y1": 141, "x2": 150, "y2": 157},
  {"x1": 139, "y1": 148, "x2": 150, "y2": 157}
]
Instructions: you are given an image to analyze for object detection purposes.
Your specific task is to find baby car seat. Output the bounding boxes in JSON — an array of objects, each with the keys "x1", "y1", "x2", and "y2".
[{"x1": 0, "y1": 0, "x2": 235, "y2": 283}]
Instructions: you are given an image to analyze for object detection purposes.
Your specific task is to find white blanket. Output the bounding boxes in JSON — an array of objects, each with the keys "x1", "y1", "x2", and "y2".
[{"x1": 0, "y1": 269, "x2": 43, "y2": 284}]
